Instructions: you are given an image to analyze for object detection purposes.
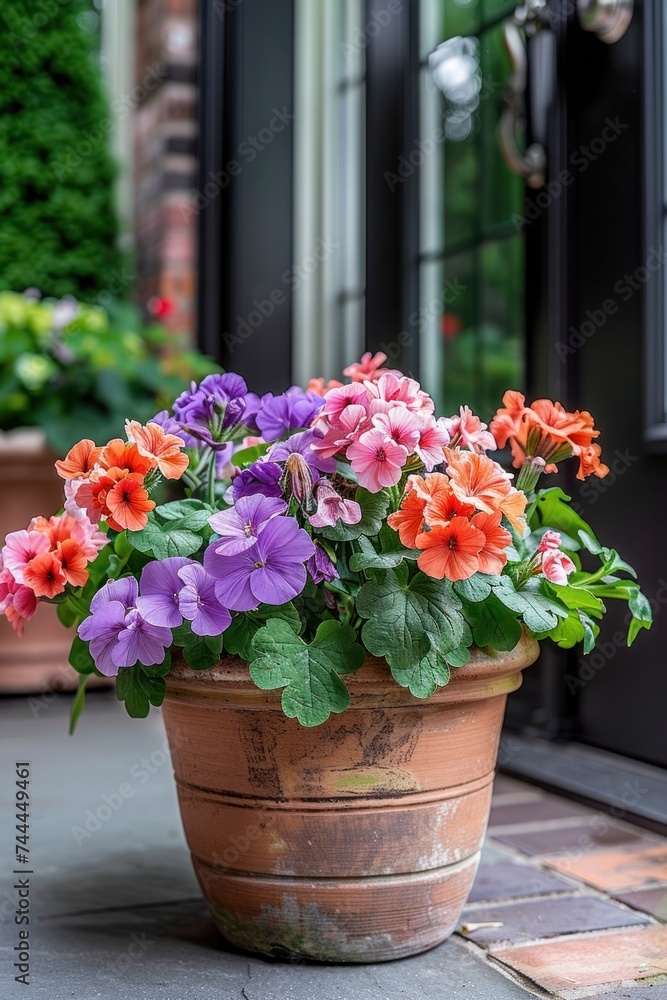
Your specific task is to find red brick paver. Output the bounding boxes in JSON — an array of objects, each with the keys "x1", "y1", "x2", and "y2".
[{"x1": 491, "y1": 926, "x2": 667, "y2": 991}]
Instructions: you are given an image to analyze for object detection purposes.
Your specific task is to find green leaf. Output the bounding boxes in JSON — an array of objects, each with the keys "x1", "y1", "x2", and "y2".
[
  {"x1": 357, "y1": 570, "x2": 468, "y2": 671},
  {"x1": 445, "y1": 644, "x2": 471, "y2": 668},
  {"x1": 348, "y1": 534, "x2": 419, "y2": 573},
  {"x1": 127, "y1": 511, "x2": 203, "y2": 560},
  {"x1": 493, "y1": 578, "x2": 569, "y2": 633},
  {"x1": 547, "y1": 582, "x2": 605, "y2": 618},
  {"x1": 232, "y1": 443, "x2": 269, "y2": 468},
  {"x1": 58, "y1": 600, "x2": 79, "y2": 628},
  {"x1": 462, "y1": 594, "x2": 523, "y2": 651},
  {"x1": 321, "y1": 487, "x2": 389, "y2": 541},
  {"x1": 69, "y1": 636, "x2": 97, "y2": 675},
  {"x1": 69, "y1": 674, "x2": 89, "y2": 735},
  {"x1": 391, "y1": 649, "x2": 450, "y2": 699},
  {"x1": 454, "y1": 573, "x2": 501, "y2": 603},
  {"x1": 183, "y1": 634, "x2": 223, "y2": 670},
  {"x1": 138, "y1": 671, "x2": 167, "y2": 707},
  {"x1": 155, "y1": 499, "x2": 214, "y2": 530},
  {"x1": 628, "y1": 587, "x2": 653, "y2": 645},
  {"x1": 115, "y1": 666, "x2": 151, "y2": 719},
  {"x1": 533, "y1": 608, "x2": 585, "y2": 649},
  {"x1": 250, "y1": 619, "x2": 365, "y2": 726},
  {"x1": 224, "y1": 603, "x2": 302, "y2": 662},
  {"x1": 527, "y1": 488, "x2": 595, "y2": 548}
]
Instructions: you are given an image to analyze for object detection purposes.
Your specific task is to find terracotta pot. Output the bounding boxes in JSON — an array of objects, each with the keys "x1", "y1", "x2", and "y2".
[
  {"x1": 162, "y1": 633, "x2": 539, "y2": 963},
  {"x1": 0, "y1": 430, "x2": 103, "y2": 695}
]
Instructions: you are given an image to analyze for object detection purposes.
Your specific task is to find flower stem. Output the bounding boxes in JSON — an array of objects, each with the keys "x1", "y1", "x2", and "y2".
[{"x1": 206, "y1": 452, "x2": 217, "y2": 507}]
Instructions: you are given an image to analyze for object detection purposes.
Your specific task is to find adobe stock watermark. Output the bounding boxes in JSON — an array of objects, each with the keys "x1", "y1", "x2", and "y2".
[
  {"x1": 52, "y1": 64, "x2": 166, "y2": 181},
  {"x1": 340, "y1": 0, "x2": 403, "y2": 63},
  {"x1": 384, "y1": 73, "x2": 502, "y2": 192},
  {"x1": 557, "y1": 247, "x2": 667, "y2": 361},
  {"x1": 371, "y1": 275, "x2": 468, "y2": 365},
  {"x1": 565, "y1": 579, "x2": 667, "y2": 695},
  {"x1": 512, "y1": 117, "x2": 629, "y2": 232},
  {"x1": 222, "y1": 237, "x2": 339, "y2": 353},
  {"x1": 181, "y1": 107, "x2": 295, "y2": 222},
  {"x1": 70, "y1": 739, "x2": 172, "y2": 845}
]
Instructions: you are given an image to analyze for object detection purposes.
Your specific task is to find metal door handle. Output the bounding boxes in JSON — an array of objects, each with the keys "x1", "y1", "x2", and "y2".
[
  {"x1": 576, "y1": 0, "x2": 633, "y2": 43},
  {"x1": 498, "y1": 20, "x2": 546, "y2": 189}
]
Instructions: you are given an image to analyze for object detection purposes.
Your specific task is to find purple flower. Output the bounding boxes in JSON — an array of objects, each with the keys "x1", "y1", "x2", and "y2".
[
  {"x1": 255, "y1": 387, "x2": 325, "y2": 442},
  {"x1": 208, "y1": 495, "x2": 287, "y2": 556},
  {"x1": 79, "y1": 576, "x2": 171, "y2": 676},
  {"x1": 307, "y1": 545, "x2": 339, "y2": 584},
  {"x1": 232, "y1": 461, "x2": 283, "y2": 501},
  {"x1": 113, "y1": 610, "x2": 172, "y2": 668},
  {"x1": 204, "y1": 515, "x2": 315, "y2": 611},
  {"x1": 269, "y1": 430, "x2": 336, "y2": 478},
  {"x1": 177, "y1": 563, "x2": 232, "y2": 636},
  {"x1": 152, "y1": 409, "x2": 197, "y2": 449},
  {"x1": 308, "y1": 479, "x2": 362, "y2": 529},
  {"x1": 136, "y1": 557, "x2": 193, "y2": 628}
]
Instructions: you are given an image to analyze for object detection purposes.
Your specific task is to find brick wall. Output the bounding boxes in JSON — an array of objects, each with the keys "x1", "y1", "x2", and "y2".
[{"x1": 133, "y1": 0, "x2": 198, "y2": 338}]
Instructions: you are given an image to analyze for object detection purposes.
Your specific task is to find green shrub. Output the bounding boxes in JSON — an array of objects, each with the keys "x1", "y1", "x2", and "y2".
[
  {"x1": 0, "y1": 0, "x2": 123, "y2": 299},
  {"x1": 0, "y1": 292, "x2": 221, "y2": 454}
]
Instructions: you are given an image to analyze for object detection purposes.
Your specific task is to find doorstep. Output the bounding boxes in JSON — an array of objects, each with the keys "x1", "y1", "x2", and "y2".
[{"x1": 1, "y1": 694, "x2": 667, "y2": 999}]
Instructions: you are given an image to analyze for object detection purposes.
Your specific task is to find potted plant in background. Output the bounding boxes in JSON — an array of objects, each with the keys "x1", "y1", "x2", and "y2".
[
  {"x1": 0, "y1": 289, "x2": 219, "y2": 693},
  {"x1": 1, "y1": 354, "x2": 652, "y2": 961}
]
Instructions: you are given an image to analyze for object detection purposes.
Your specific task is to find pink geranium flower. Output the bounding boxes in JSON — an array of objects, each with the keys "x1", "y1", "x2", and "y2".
[
  {"x1": 372, "y1": 408, "x2": 421, "y2": 452},
  {"x1": 346, "y1": 429, "x2": 408, "y2": 492},
  {"x1": 343, "y1": 352, "x2": 391, "y2": 382},
  {"x1": 309, "y1": 480, "x2": 362, "y2": 528},
  {"x1": 2, "y1": 530, "x2": 50, "y2": 584},
  {"x1": 319, "y1": 382, "x2": 369, "y2": 424},
  {"x1": 444, "y1": 405, "x2": 497, "y2": 453},
  {"x1": 414, "y1": 415, "x2": 451, "y2": 471},
  {"x1": 541, "y1": 548, "x2": 576, "y2": 585},
  {"x1": 0, "y1": 567, "x2": 38, "y2": 637},
  {"x1": 537, "y1": 530, "x2": 562, "y2": 553}
]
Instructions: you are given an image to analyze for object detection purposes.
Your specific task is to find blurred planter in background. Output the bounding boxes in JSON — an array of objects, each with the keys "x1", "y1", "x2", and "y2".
[
  {"x1": 0, "y1": 291, "x2": 219, "y2": 455},
  {"x1": 0, "y1": 429, "x2": 96, "y2": 694},
  {"x1": 0, "y1": 292, "x2": 220, "y2": 693}
]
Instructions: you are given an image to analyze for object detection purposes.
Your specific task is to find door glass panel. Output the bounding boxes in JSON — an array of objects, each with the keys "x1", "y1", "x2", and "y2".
[{"x1": 419, "y1": 0, "x2": 525, "y2": 420}]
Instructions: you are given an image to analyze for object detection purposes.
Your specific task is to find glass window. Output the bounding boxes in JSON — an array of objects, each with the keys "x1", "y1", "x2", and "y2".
[{"x1": 418, "y1": 0, "x2": 525, "y2": 420}]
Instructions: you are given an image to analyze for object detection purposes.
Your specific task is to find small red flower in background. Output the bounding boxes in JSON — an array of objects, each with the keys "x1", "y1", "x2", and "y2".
[
  {"x1": 147, "y1": 296, "x2": 174, "y2": 320},
  {"x1": 441, "y1": 314, "x2": 461, "y2": 339}
]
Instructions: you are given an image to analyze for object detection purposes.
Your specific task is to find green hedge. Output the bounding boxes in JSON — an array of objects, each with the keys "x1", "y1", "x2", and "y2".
[{"x1": 0, "y1": 0, "x2": 123, "y2": 300}]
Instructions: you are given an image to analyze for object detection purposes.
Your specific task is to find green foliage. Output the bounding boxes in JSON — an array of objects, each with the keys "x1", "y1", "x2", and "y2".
[
  {"x1": 224, "y1": 603, "x2": 302, "y2": 662},
  {"x1": 0, "y1": 292, "x2": 220, "y2": 453},
  {"x1": 127, "y1": 501, "x2": 215, "y2": 560},
  {"x1": 0, "y1": 1, "x2": 122, "y2": 298},
  {"x1": 115, "y1": 654, "x2": 171, "y2": 719},
  {"x1": 249, "y1": 618, "x2": 365, "y2": 726}
]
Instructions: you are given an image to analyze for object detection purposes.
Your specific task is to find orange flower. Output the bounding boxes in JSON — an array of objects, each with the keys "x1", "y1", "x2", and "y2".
[
  {"x1": 424, "y1": 484, "x2": 476, "y2": 525},
  {"x1": 471, "y1": 511, "x2": 512, "y2": 575},
  {"x1": 387, "y1": 492, "x2": 427, "y2": 548},
  {"x1": 306, "y1": 377, "x2": 344, "y2": 396},
  {"x1": 407, "y1": 472, "x2": 451, "y2": 502},
  {"x1": 576, "y1": 443, "x2": 609, "y2": 481},
  {"x1": 125, "y1": 420, "x2": 190, "y2": 480},
  {"x1": 105, "y1": 478, "x2": 155, "y2": 532},
  {"x1": 497, "y1": 489, "x2": 528, "y2": 533},
  {"x1": 56, "y1": 539, "x2": 89, "y2": 588},
  {"x1": 99, "y1": 440, "x2": 152, "y2": 478},
  {"x1": 23, "y1": 552, "x2": 66, "y2": 598},
  {"x1": 445, "y1": 449, "x2": 513, "y2": 513},
  {"x1": 491, "y1": 391, "x2": 608, "y2": 481},
  {"x1": 55, "y1": 439, "x2": 102, "y2": 480},
  {"x1": 415, "y1": 518, "x2": 485, "y2": 582}
]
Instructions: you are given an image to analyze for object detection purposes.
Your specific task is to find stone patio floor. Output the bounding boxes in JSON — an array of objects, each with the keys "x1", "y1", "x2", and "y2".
[{"x1": 1, "y1": 689, "x2": 667, "y2": 1000}]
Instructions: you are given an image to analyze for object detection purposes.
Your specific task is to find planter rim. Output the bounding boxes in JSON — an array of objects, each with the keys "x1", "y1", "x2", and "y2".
[{"x1": 165, "y1": 632, "x2": 539, "y2": 710}]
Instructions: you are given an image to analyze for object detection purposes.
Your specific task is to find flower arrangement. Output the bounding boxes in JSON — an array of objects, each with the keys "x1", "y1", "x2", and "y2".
[
  {"x1": 0, "y1": 291, "x2": 219, "y2": 454},
  {"x1": 0, "y1": 353, "x2": 652, "y2": 730}
]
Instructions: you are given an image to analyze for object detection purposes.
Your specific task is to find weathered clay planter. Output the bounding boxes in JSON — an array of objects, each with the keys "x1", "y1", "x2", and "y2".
[
  {"x1": 162, "y1": 633, "x2": 538, "y2": 963},
  {"x1": 0, "y1": 430, "x2": 78, "y2": 694}
]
